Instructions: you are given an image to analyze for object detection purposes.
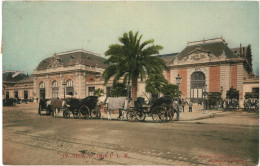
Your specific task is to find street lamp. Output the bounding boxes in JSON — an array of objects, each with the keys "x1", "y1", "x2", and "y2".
[
  {"x1": 220, "y1": 86, "x2": 223, "y2": 109},
  {"x1": 176, "y1": 74, "x2": 182, "y2": 103},
  {"x1": 62, "y1": 82, "x2": 66, "y2": 99},
  {"x1": 203, "y1": 83, "x2": 208, "y2": 112}
]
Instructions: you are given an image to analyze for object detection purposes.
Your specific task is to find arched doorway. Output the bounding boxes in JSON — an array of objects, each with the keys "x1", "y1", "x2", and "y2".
[
  {"x1": 190, "y1": 71, "x2": 205, "y2": 103},
  {"x1": 39, "y1": 82, "x2": 45, "y2": 99}
]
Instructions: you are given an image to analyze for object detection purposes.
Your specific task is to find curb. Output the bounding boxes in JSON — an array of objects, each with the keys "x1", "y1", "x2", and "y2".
[{"x1": 178, "y1": 112, "x2": 222, "y2": 121}]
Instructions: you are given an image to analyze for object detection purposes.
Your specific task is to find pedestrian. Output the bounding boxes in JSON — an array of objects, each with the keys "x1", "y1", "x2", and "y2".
[
  {"x1": 107, "y1": 109, "x2": 112, "y2": 120},
  {"x1": 181, "y1": 99, "x2": 186, "y2": 112},
  {"x1": 189, "y1": 101, "x2": 193, "y2": 112}
]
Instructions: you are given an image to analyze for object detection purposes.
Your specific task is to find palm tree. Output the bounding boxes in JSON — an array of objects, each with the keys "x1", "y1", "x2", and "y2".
[{"x1": 103, "y1": 31, "x2": 167, "y2": 102}]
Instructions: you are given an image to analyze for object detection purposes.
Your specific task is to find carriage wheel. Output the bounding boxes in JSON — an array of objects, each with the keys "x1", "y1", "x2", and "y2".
[
  {"x1": 79, "y1": 106, "x2": 90, "y2": 119},
  {"x1": 73, "y1": 108, "x2": 80, "y2": 119},
  {"x1": 127, "y1": 109, "x2": 136, "y2": 122},
  {"x1": 135, "y1": 111, "x2": 146, "y2": 122},
  {"x1": 151, "y1": 106, "x2": 163, "y2": 122},
  {"x1": 63, "y1": 108, "x2": 70, "y2": 118},
  {"x1": 159, "y1": 108, "x2": 168, "y2": 122}
]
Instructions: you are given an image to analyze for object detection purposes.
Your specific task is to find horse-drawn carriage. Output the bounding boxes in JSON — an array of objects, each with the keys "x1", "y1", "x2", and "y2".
[
  {"x1": 38, "y1": 96, "x2": 101, "y2": 118},
  {"x1": 244, "y1": 92, "x2": 259, "y2": 111},
  {"x1": 127, "y1": 95, "x2": 180, "y2": 122},
  {"x1": 225, "y1": 98, "x2": 239, "y2": 109}
]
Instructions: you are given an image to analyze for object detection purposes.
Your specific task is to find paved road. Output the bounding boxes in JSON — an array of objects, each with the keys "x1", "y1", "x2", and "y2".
[{"x1": 3, "y1": 103, "x2": 259, "y2": 165}]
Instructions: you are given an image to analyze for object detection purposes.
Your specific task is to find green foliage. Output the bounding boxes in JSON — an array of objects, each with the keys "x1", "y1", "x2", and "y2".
[
  {"x1": 111, "y1": 83, "x2": 127, "y2": 97},
  {"x1": 94, "y1": 88, "x2": 104, "y2": 97},
  {"x1": 161, "y1": 84, "x2": 178, "y2": 99},
  {"x1": 145, "y1": 73, "x2": 168, "y2": 95},
  {"x1": 102, "y1": 30, "x2": 166, "y2": 101}
]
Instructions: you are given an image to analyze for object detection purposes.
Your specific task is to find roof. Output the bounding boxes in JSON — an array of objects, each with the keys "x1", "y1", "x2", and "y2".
[
  {"x1": 16, "y1": 75, "x2": 33, "y2": 83},
  {"x1": 3, "y1": 71, "x2": 28, "y2": 83},
  {"x1": 177, "y1": 38, "x2": 238, "y2": 61},
  {"x1": 231, "y1": 45, "x2": 250, "y2": 57},
  {"x1": 156, "y1": 53, "x2": 178, "y2": 65},
  {"x1": 36, "y1": 49, "x2": 109, "y2": 70}
]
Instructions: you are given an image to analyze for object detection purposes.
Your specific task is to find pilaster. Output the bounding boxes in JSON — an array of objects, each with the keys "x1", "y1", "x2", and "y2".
[
  {"x1": 46, "y1": 75, "x2": 50, "y2": 99},
  {"x1": 59, "y1": 74, "x2": 64, "y2": 99},
  {"x1": 220, "y1": 64, "x2": 231, "y2": 99},
  {"x1": 33, "y1": 76, "x2": 37, "y2": 102},
  {"x1": 237, "y1": 63, "x2": 244, "y2": 106}
]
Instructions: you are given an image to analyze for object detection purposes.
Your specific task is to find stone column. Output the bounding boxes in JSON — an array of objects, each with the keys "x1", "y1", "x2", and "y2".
[
  {"x1": 59, "y1": 74, "x2": 64, "y2": 99},
  {"x1": 220, "y1": 63, "x2": 231, "y2": 99},
  {"x1": 78, "y1": 72, "x2": 86, "y2": 99},
  {"x1": 75, "y1": 72, "x2": 79, "y2": 98},
  {"x1": 170, "y1": 69, "x2": 178, "y2": 84},
  {"x1": 46, "y1": 75, "x2": 50, "y2": 99},
  {"x1": 237, "y1": 63, "x2": 244, "y2": 107},
  {"x1": 33, "y1": 76, "x2": 37, "y2": 102}
]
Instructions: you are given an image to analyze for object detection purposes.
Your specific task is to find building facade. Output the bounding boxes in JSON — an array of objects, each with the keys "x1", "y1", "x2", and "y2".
[
  {"x1": 32, "y1": 49, "x2": 111, "y2": 100},
  {"x1": 3, "y1": 71, "x2": 34, "y2": 99},
  {"x1": 160, "y1": 38, "x2": 258, "y2": 106},
  {"x1": 3, "y1": 38, "x2": 259, "y2": 107}
]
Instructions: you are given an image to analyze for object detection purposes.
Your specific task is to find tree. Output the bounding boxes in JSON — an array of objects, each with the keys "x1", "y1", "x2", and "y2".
[
  {"x1": 94, "y1": 88, "x2": 104, "y2": 97},
  {"x1": 145, "y1": 73, "x2": 168, "y2": 96},
  {"x1": 103, "y1": 31, "x2": 166, "y2": 102},
  {"x1": 161, "y1": 84, "x2": 178, "y2": 99},
  {"x1": 111, "y1": 83, "x2": 127, "y2": 97}
]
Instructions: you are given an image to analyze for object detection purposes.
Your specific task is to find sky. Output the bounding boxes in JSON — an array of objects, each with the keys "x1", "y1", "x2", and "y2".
[{"x1": 2, "y1": 1, "x2": 259, "y2": 75}]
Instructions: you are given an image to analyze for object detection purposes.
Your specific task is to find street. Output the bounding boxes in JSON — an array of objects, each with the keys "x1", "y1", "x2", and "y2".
[{"x1": 3, "y1": 103, "x2": 259, "y2": 165}]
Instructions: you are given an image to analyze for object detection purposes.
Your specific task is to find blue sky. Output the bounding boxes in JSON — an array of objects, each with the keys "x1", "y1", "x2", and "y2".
[{"x1": 2, "y1": 1, "x2": 259, "y2": 74}]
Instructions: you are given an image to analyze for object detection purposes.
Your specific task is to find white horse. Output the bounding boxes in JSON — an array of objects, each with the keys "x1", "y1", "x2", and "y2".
[{"x1": 50, "y1": 99, "x2": 66, "y2": 118}]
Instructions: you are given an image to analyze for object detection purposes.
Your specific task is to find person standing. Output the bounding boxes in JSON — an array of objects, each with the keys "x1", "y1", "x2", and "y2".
[
  {"x1": 181, "y1": 99, "x2": 186, "y2": 112},
  {"x1": 189, "y1": 101, "x2": 193, "y2": 112}
]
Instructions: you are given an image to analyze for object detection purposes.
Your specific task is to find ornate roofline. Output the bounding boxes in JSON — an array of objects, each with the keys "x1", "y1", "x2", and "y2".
[
  {"x1": 167, "y1": 58, "x2": 245, "y2": 68},
  {"x1": 55, "y1": 49, "x2": 102, "y2": 57},
  {"x1": 187, "y1": 37, "x2": 227, "y2": 46}
]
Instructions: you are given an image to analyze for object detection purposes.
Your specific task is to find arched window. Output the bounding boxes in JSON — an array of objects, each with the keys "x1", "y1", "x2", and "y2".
[
  {"x1": 39, "y1": 82, "x2": 45, "y2": 99},
  {"x1": 66, "y1": 79, "x2": 74, "y2": 96},
  {"x1": 52, "y1": 81, "x2": 59, "y2": 98},
  {"x1": 190, "y1": 72, "x2": 205, "y2": 103}
]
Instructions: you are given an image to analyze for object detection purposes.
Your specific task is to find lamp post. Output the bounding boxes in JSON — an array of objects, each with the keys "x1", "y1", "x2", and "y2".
[
  {"x1": 203, "y1": 83, "x2": 207, "y2": 112},
  {"x1": 62, "y1": 82, "x2": 66, "y2": 99},
  {"x1": 176, "y1": 74, "x2": 182, "y2": 103},
  {"x1": 220, "y1": 86, "x2": 223, "y2": 108}
]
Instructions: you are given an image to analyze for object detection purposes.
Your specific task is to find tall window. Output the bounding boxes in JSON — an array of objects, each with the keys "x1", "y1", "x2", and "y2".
[
  {"x1": 66, "y1": 79, "x2": 74, "y2": 96},
  {"x1": 14, "y1": 90, "x2": 19, "y2": 98},
  {"x1": 52, "y1": 81, "x2": 59, "y2": 98},
  {"x1": 190, "y1": 72, "x2": 205, "y2": 103},
  {"x1": 88, "y1": 87, "x2": 95, "y2": 96},
  {"x1": 106, "y1": 87, "x2": 112, "y2": 97},
  {"x1": 24, "y1": 90, "x2": 28, "y2": 99},
  {"x1": 6, "y1": 91, "x2": 9, "y2": 99},
  {"x1": 39, "y1": 82, "x2": 45, "y2": 99},
  {"x1": 252, "y1": 88, "x2": 259, "y2": 94}
]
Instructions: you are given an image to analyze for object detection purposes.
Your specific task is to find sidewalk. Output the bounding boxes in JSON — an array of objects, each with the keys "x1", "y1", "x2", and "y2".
[{"x1": 178, "y1": 106, "x2": 259, "y2": 126}]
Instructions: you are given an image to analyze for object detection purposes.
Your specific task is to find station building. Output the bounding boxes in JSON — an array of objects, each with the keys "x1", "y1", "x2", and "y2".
[
  {"x1": 3, "y1": 38, "x2": 259, "y2": 107},
  {"x1": 160, "y1": 38, "x2": 258, "y2": 106}
]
